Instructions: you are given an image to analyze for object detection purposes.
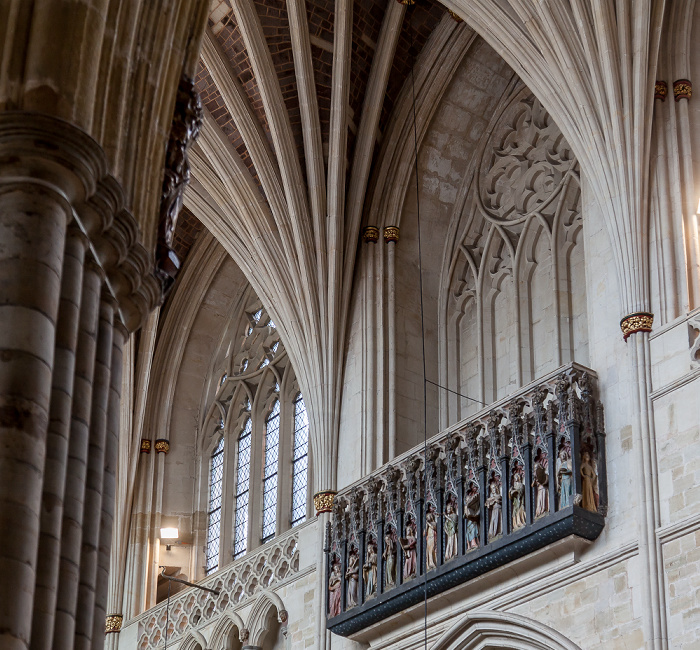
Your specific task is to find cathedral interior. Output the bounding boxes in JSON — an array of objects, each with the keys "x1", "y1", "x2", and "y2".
[{"x1": 0, "y1": 1, "x2": 699, "y2": 649}]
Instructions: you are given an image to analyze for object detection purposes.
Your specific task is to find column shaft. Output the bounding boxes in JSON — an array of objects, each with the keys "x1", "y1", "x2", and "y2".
[
  {"x1": 92, "y1": 322, "x2": 125, "y2": 650},
  {"x1": 53, "y1": 261, "x2": 103, "y2": 650},
  {"x1": 0, "y1": 183, "x2": 70, "y2": 650},
  {"x1": 31, "y1": 227, "x2": 88, "y2": 650},
  {"x1": 74, "y1": 296, "x2": 114, "y2": 650}
]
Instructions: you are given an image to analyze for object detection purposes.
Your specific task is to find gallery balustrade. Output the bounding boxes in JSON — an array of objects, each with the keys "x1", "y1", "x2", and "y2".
[{"x1": 325, "y1": 362, "x2": 607, "y2": 636}]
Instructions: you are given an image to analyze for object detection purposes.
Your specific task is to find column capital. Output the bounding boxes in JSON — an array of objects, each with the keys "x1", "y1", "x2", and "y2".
[
  {"x1": 314, "y1": 490, "x2": 337, "y2": 514},
  {"x1": 105, "y1": 614, "x2": 123, "y2": 633},
  {"x1": 0, "y1": 111, "x2": 106, "y2": 204},
  {"x1": 620, "y1": 312, "x2": 654, "y2": 340}
]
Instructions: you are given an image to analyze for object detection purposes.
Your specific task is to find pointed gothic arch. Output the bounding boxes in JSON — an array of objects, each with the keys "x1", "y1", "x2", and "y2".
[{"x1": 431, "y1": 611, "x2": 582, "y2": 650}]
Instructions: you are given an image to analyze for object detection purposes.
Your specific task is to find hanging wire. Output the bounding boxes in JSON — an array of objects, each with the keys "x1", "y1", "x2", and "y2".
[
  {"x1": 159, "y1": 566, "x2": 220, "y2": 649},
  {"x1": 405, "y1": 15, "x2": 430, "y2": 650}
]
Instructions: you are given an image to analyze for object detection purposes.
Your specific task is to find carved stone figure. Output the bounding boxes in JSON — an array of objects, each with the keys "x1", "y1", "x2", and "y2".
[
  {"x1": 400, "y1": 519, "x2": 417, "y2": 580},
  {"x1": 383, "y1": 531, "x2": 396, "y2": 588},
  {"x1": 532, "y1": 449, "x2": 549, "y2": 517},
  {"x1": 486, "y1": 473, "x2": 502, "y2": 539},
  {"x1": 363, "y1": 540, "x2": 377, "y2": 598},
  {"x1": 425, "y1": 504, "x2": 438, "y2": 570},
  {"x1": 345, "y1": 547, "x2": 359, "y2": 608},
  {"x1": 465, "y1": 483, "x2": 480, "y2": 549},
  {"x1": 444, "y1": 495, "x2": 458, "y2": 561},
  {"x1": 509, "y1": 466, "x2": 526, "y2": 530},
  {"x1": 580, "y1": 451, "x2": 599, "y2": 512},
  {"x1": 328, "y1": 559, "x2": 342, "y2": 617},
  {"x1": 556, "y1": 447, "x2": 573, "y2": 508}
]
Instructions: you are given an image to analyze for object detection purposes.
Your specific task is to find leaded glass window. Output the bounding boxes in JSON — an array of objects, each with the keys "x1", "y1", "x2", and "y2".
[
  {"x1": 262, "y1": 400, "x2": 281, "y2": 541},
  {"x1": 205, "y1": 437, "x2": 225, "y2": 575},
  {"x1": 291, "y1": 393, "x2": 309, "y2": 526},
  {"x1": 233, "y1": 417, "x2": 252, "y2": 558}
]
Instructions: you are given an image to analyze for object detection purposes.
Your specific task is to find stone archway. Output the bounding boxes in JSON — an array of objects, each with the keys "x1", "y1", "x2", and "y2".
[{"x1": 431, "y1": 611, "x2": 582, "y2": 650}]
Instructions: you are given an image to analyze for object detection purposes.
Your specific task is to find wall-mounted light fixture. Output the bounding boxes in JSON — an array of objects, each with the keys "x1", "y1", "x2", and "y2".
[{"x1": 160, "y1": 527, "x2": 179, "y2": 551}]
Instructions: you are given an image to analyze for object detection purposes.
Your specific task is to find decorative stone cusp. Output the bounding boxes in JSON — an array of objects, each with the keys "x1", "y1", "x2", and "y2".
[
  {"x1": 105, "y1": 614, "x2": 123, "y2": 633},
  {"x1": 314, "y1": 490, "x2": 337, "y2": 514},
  {"x1": 620, "y1": 312, "x2": 653, "y2": 340}
]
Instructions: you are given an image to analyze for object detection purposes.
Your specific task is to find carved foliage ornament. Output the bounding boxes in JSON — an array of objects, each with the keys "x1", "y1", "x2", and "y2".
[
  {"x1": 620, "y1": 312, "x2": 654, "y2": 340},
  {"x1": 477, "y1": 93, "x2": 575, "y2": 225},
  {"x1": 140, "y1": 439, "x2": 152, "y2": 453},
  {"x1": 154, "y1": 439, "x2": 170, "y2": 454},
  {"x1": 105, "y1": 614, "x2": 123, "y2": 633},
  {"x1": 673, "y1": 79, "x2": 692, "y2": 101},
  {"x1": 314, "y1": 490, "x2": 337, "y2": 514},
  {"x1": 654, "y1": 81, "x2": 668, "y2": 101},
  {"x1": 383, "y1": 226, "x2": 400, "y2": 243},
  {"x1": 363, "y1": 226, "x2": 380, "y2": 243}
]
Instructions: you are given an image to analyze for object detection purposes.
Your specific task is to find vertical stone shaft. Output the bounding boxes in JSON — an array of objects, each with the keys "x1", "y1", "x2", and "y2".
[
  {"x1": 74, "y1": 296, "x2": 115, "y2": 650},
  {"x1": 31, "y1": 228, "x2": 89, "y2": 650},
  {"x1": 0, "y1": 183, "x2": 69, "y2": 650},
  {"x1": 93, "y1": 322, "x2": 125, "y2": 650},
  {"x1": 53, "y1": 262, "x2": 103, "y2": 650}
]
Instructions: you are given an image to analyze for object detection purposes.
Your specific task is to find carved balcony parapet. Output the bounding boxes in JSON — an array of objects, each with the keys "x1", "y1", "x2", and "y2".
[
  {"x1": 326, "y1": 362, "x2": 606, "y2": 636},
  {"x1": 131, "y1": 528, "x2": 301, "y2": 649}
]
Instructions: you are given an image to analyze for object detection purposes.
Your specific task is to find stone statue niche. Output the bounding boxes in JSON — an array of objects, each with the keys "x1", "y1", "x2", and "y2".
[
  {"x1": 486, "y1": 470, "x2": 502, "y2": 541},
  {"x1": 532, "y1": 446, "x2": 549, "y2": 518},
  {"x1": 556, "y1": 440, "x2": 573, "y2": 509},
  {"x1": 383, "y1": 526, "x2": 397, "y2": 589},
  {"x1": 345, "y1": 545, "x2": 359, "y2": 608},
  {"x1": 425, "y1": 503, "x2": 438, "y2": 571},
  {"x1": 509, "y1": 462, "x2": 526, "y2": 531},
  {"x1": 363, "y1": 537, "x2": 377, "y2": 599},
  {"x1": 464, "y1": 481, "x2": 480, "y2": 550},
  {"x1": 328, "y1": 555, "x2": 342, "y2": 618},
  {"x1": 399, "y1": 516, "x2": 418, "y2": 580},
  {"x1": 579, "y1": 443, "x2": 599, "y2": 513},
  {"x1": 444, "y1": 493, "x2": 459, "y2": 561}
]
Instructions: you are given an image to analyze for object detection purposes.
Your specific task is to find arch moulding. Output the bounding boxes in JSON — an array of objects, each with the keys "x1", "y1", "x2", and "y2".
[{"x1": 431, "y1": 610, "x2": 582, "y2": 650}]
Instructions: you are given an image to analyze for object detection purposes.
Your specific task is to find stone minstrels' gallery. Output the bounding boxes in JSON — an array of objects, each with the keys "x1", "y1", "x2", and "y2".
[{"x1": 0, "y1": 1, "x2": 698, "y2": 650}]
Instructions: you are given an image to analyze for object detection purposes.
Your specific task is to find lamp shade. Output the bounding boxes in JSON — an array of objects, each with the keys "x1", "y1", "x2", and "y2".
[{"x1": 160, "y1": 527, "x2": 179, "y2": 540}]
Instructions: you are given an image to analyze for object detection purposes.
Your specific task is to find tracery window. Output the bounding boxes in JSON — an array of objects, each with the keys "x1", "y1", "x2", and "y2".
[
  {"x1": 205, "y1": 436, "x2": 225, "y2": 575},
  {"x1": 262, "y1": 400, "x2": 281, "y2": 541},
  {"x1": 199, "y1": 299, "x2": 311, "y2": 576},
  {"x1": 291, "y1": 393, "x2": 309, "y2": 526},
  {"x1": 233, "y1": 417, "x2": 252, "y2": 558}
]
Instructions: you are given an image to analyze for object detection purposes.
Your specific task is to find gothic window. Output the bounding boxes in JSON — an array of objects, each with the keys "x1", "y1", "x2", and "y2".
[
  {"x1": 198, "y1": 300, "x2": 310, "y2": 577},
  {"x1": 233, "y1": 417, "x2": 252, "y2": 558},
  {"x1": 262, "y1": 399, "x2": 281, "y2": 541},
  {"x1": 291, "y1": 393, "x2": 309, "y2": 526},
  {"x1": 205, "y1": 436, "x2": 225, "y2": 575}
]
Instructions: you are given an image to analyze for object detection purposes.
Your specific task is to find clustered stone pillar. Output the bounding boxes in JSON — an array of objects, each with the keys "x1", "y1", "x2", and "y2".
[{"x1": 0, "y1": 114, "x2": 151, "y2": 650}]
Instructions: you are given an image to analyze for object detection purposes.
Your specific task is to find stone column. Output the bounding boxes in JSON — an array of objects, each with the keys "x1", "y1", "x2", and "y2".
[
  {"x1": 53, "y1": 260, "x2": 104, "y2": 650},
  {"x1": 31, "y1": 227, "x2": 89, "y2": 650},
  {"x1": 74, "y1": 295, "x2": 115, "y2": 650},
  {"x1": 0, "y1": 114, "x2": 104, "y2": 650},
  {"x1": 93, "y1": 320, "x2": 126, "y2": 650}
]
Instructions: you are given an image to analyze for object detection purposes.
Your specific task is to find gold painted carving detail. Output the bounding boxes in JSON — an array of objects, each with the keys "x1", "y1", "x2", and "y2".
[
  {"x1": 314, "y1": 490, "x2": 337, "y2": 514},
  {"x1": 384, "y1": 226, "x2": 400, "y2": 243},
  {"x1": 105, "y1": 614, "x2": 123, "y2": 633},
  {"x1": 140, "y1": 439, "x2": 152, "y2": 453},
  {"x1": 363, "y1": 226, "x2": 379, "y2": 243},
  {"x1": 673, "y1": 79, "x2": 692, "y2": 101},
  {"x1": 154, "y1": 439, "x2": 170, "y2": 454},
  {"x1": 620, "y1": 312, "x2": 654, "y2": 340}
]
